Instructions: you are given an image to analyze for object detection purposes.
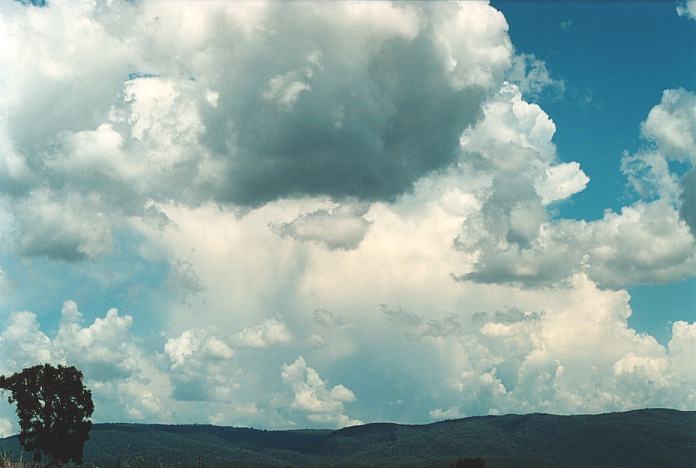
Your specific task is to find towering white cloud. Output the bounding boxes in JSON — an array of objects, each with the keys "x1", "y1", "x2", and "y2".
[
  {"x1": 0, "y1": 0, "x2": 516, "y2": 260},
  {"x1": 0, "y1": 0, "x2": 694, "y2": 432}
]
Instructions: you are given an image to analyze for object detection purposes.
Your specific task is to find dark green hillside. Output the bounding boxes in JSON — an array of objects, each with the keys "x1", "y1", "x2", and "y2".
[{"x1": 0, "y1": 409, "x2": 693, "y2": 467}]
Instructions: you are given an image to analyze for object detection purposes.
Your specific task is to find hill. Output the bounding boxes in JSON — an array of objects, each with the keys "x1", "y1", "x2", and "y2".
[{"x1": 0, "y1": 408, "x2": 694, "y2": 467}]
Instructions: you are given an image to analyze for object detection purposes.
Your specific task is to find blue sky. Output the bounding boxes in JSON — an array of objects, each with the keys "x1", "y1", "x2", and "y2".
[{"x1": 0, "y1": 0, "x2": 695, "y2": 434}]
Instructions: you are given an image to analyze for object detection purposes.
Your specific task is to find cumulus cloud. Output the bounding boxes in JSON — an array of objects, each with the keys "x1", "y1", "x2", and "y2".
[
  {"x1": 0, "y1": 311, "x2": 52, "y2": 371},
  {"x1": 206, "y1": 1, "x2": 498, "y2": 206},
  {"x1": 273, "y1": 202, "x2": 371, "y2": 250},
  {"x1": 0, "y1": 301, "x2": 281, "y2": 428},
  {"x1": 53, "y1": 300, "x2": 138, "y2": 381},
  {"x1": 13, "y1": 191, "x2": 112, "y2": 261},
  {"x1": 535, "y1": 162, "x2": 590, "y2": 205},
  {"x1": 625, "y1": 89, "x2": 696, "y2": 233},
  {"x1": 677, "y1": 1, "x2": 696, "y2": 20},
  {"x1": 122, "y1": 187, "x2": 696, "y2": 423},
  {"x1": 454, "y1": 83, "x2": 696, "y2": 289},
  {"x1": 233, "y1": 319, "x2": 293, "y2": 348},
  {"x1": 166, "y1": 259, "x2": 207, "y2": 305},
  {"x1": 429, "y1": 406, "x2": 465, "y2": 420},
  {"x1": 165, "y1": 330, "x2": 234, "y2": 368},
  {"x1": 0, "y1": 418, "x2": 12, "y2": 438},
  {"x1": 507, "y1": 53, "x2": 565, "y2": 100},
  {"x1": 281, "y1": 356, "x2": 361, "y2": 428},
  {"x1": 0, "y1": 0, "x2": 516, "y2": 261},
  {"x1": 380, "y1": 304, "x2": 423, "y2": 327},
  {"x1": 402, "y1": 275, "x2": 696, "y2": 416},
  {"x1": 621, "y1": 150, "x2": 681, "y2": 202},
  {"x1": 641, "y1": 89, "x2": 696, "y2": 161},
  {"x1": 0, "y1": 301, "x2": 169, "y2": 427},
  {"x1": 115, "y1": 67, "x2": 696, "y2": 426},
  {"x1": 164, "y1": 329, "x2": 237, "y2": 402},
  {"x1": 312, "y1": 309, "x2": 345, "y2": 327},
  {"x1": 460, "y1": 200, "x2": 696, "y2": 288},
  {"x1": 1, "y1": 0, "x2": 695, "y2": 431}
]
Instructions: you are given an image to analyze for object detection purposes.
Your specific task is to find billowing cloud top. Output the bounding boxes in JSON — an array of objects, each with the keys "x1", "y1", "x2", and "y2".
[{"x1": 0, "y1": 0, "x2": 694, "y2": 433}]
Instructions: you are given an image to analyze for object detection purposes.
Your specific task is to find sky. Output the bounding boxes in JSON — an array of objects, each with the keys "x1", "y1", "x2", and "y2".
[{"x1": 0, "y1": 0, "x2": 695, "y2": 435}]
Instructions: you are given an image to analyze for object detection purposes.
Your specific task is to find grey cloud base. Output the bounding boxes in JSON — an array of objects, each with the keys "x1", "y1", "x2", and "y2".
[{"x1": 208, "y1": 35, "x2": 486, "y2": 206}]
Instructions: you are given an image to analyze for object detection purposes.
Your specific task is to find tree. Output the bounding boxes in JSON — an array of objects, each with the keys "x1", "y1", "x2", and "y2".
[{"x1": 0, "y1": 364, "x2": 94, "y2": 467}]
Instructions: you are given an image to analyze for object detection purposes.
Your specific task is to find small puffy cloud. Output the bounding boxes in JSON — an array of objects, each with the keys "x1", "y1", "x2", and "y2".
[
  {"x1": 54, "y1": 300, "x2": 138, "y2": 382},
  {"x1": 163, "y1": 329, "x2": 236, "y2": 402},
  {"x1": 380, "y1": 305, "x2": 423, "y2": 327},
  {"x1": 281, "y1": 356, "x2": 361, "y2": 428},
  {"x1": 273, "y1": 202, "x2": 371, "y2": 250},
  {"x1": 164, "y1": 330, "x2": 234, "y2": 368},
  {"x1": 641, "y1": 88, "x2": 696, "y2": 162},
  {"x1": 677, "y1": 1, "x2": 696, "y2": 20},
  {"x1": 233, "y1": 319, "x2": 293, "y2": 348},
  {"x1": 413, "y1": 315, "x2": 464, "y2": 339},
  {"x1": 429, "y1": 406, "x2": 465, "y2": 420},
  {"x1": 261, "y1": 51, "x2": 320, "y2": 110},
  {"x1": 312, "y1": 309, "x2": 345, "y2": 327},
  {"x1": 507, "y1": 53, "x2": 565, "y2": 100},
  {"x1": 0, "y1": 418, "x2": 13, "y2": 438},
  {"x1": 621, "y1": 150, "x2": 681, "y2": 202},
  {"x1": 166, "y1": 260, "x2": 206, "y2": 305},
  {"x1": 0, "y1": 311, "x2": 52, "y2": 372},
  {"x1": 13, "y1": 191, "x2": 112, "y2": 261},
  {"x1": 209, "y1": 404, "x2": 260, "y2": 426}
]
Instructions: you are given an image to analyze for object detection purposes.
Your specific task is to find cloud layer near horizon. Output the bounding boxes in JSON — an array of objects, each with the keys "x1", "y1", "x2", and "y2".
[{"x1": 0, "y1": 0, "x2": 695, "y2": 435}]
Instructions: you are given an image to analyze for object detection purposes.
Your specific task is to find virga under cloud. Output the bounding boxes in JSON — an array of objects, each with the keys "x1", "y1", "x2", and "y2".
[{"x1": 0, "y1": 0, "x2": 694, "y2": 434}]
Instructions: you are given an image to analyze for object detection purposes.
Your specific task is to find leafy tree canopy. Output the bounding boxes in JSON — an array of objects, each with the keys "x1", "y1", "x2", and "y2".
[{"x1": 0, "y1": 364, "x2": 94, "y2": 466}]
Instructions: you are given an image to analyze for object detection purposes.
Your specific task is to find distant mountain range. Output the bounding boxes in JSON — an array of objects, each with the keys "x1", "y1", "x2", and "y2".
[{"x1": 0, "y1": 408, "x2": 694, "y2": 467}]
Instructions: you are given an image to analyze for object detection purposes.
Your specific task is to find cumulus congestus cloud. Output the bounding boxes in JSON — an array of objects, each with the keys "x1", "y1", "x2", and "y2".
[
  {"x1": 0, "y1": 0, "x2": 695, "y2": 433},
  {"x1": 0, "y1": 0, "x2": 511, "y2": 260}
]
